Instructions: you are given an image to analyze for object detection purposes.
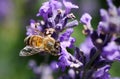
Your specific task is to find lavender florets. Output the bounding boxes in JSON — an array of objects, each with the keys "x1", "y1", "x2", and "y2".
[{"x1": 21, "y1": 0, "x2": 120, "y2": 79}]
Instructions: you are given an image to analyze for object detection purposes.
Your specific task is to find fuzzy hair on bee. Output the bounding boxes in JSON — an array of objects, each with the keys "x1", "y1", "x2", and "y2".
[{"x1": 20, "y1": 28, "x2": 61, "y2": 56}]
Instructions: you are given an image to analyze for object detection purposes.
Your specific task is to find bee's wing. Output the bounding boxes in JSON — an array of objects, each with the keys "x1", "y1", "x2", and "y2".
[{"x1": 19, "y1": 46, "x2": 44, "y2": 56}]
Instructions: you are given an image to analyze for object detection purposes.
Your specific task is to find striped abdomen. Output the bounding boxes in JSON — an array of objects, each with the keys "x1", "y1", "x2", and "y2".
[{"x1": 25, "y1": 35, "x2": 43, "y2": 48}]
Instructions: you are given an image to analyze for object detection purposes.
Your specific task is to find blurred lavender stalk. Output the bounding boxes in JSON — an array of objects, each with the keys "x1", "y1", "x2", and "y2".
[
  {"x1": 0, "y1": 0, "x2": 14, "y2": 24},
  {"x1": 29, "y1": 60, "x2": 54, "y2": 79},
  {"x1": 78, "y1": 0, "x2": 100, "y2": 17},
  {"x1": 0, "y1": 0, "x2": 30, "y2": 79},
  {"x1": 80, "y1": 0, "x2": 99, "y2": 12}
]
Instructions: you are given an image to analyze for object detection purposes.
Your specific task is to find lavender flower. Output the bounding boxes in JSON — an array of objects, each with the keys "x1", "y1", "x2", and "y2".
[
  {"x1": 80, "y1": 13, "x2": 93, "y2": 35},
  {"x1": 50, "y1": 61, "x2": 59, "y2": 71},
  {"x1": 26, "y1": 0, "x2": 81, "y2": 72},
  {"x1": 21, "y1": 0, "x2": 120, "y2": 79},
  {"x1": 28, "y1": 60, "x2": 54, "y2": 79},
  {"x1": 68, "y1": 69, "x2": 75, "y2": 79},
  {"x1": 0, "y1": 0, "x2": 13, "y2": 22},
  {"x1": 98, "y1": 0, "x2": 120, "y2": 34},
  {"x1": 80, "y1": 13, "x2": 92, "y2": 25},
  {"x1": 93, "y1": 65, "x2": 111, "y2": 79},
  {"x1": 79, "y1": 36, "x2": 94, "y2": 62},
  {"x1": 63, "y1": 0, "x2": 79, "y2": 14},
  {"x1": 27, "y1": 0, "x2": 79, "y2": 35},
  {"x1": 26, "y1": 19, "x2": 42, "y2": 35},
  {"x1": 79, "y1": 0, "x2": 120, "y2": 79},
  {"x1": 58, "y1": 28, "x2": 83, "y2": 71},
  {"x1": 102, "y1": 41, "x2": 120, "y2": 61},
  {"x1": 37, "y1": 0, "x2": 62, "y2": 20}
]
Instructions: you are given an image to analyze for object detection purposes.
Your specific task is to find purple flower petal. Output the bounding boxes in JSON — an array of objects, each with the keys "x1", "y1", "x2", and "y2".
[
  {"x1": 97, "y1": 21, "x2": 109, "y2": 33},
  {"x1": 66, "y1": 20, "x2": 78, "y2": 28},
  {"x1": 100, "y1": 9, "x2": 109, "y2": 21},
  {"x1": 68, "y1": 69, "x2": 75, "y2": 79},
  {"x1": 28, "y1": 60, "x2": 36, "y2": 69},
  {"x1": 102, "y1": 41, "x2": 120, "y2": 61},
  {"x1": 63, "y1": 0, "x2": 78, "y2": 14},
  {"x1": 80, "y1": 37, "x2": 94, "y2": 61},
  {"x1": 37, "y1": 0, "x2": 62, "y2": 20},
  {"x1": 80, "y1": 13, "x2": 93, "y2": 34},
  {"x1": 107, "y1": 0, "x2": 118, "y2": 16},
  {"x1": 26, "y1": 20, "x2": 42, "y2": 36},
  {"x1": 93, "y1": 65, "x2": 111, "y2": 79},
  {"x1": 80, "y1": 13, "x2": 92, "y2": 25},
  {"x1": 50, "y1": 0, "x2": 62, "y2": 10},
  {"x1": 50, "y1": 61, "x2": 58, "y2": 71},
  {"x1": 118, "y1": 7, "x2": 120, "y2": 16},
  {"x1": 58, "y1": 47, "x2": 83, "y2": 71},
  {"x1": 59, "y1": 28, "x2": 74, "y2": 42}
]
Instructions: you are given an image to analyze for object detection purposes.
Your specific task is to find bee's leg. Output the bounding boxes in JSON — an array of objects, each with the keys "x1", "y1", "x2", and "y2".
[
  {"x1": 49, "y1": 41, "x2": 61, "y2": 56},
  {"x1": 44, "y1": 47, "x2": 51, "y2": 54},
  {"x1": 51, "y1": 50, "x2": 61, "y2": 56},
  {"x1": 54, "y1": 41, "x2": 61, "y2": 52}
]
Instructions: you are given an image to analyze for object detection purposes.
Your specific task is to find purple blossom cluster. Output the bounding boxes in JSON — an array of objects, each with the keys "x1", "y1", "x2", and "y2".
[
  {"x1": 22, "y1": 0, "x2": 120, "y2": 79},
  {"x1": 79, "y1": 0, "x2": 120, "y2": 78},
  {"x1": 26, "y1": 0, "x2": 82, "y2": 73}
]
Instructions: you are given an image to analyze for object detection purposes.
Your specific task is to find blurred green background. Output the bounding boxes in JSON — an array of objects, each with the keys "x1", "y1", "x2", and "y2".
[{"x1": 0, "y1": 0, "x2": 120, "y2": 79}]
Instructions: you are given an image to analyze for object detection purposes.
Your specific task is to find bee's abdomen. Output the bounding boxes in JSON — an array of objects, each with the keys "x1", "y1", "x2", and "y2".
[{"x1": 25, "y1": 35, "x2": 43, "y2": 47}]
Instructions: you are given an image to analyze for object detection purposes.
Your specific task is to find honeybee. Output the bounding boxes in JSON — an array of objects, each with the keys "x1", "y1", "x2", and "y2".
[{"x1": 19, "y1": 28, "x2": 61, "y2": 56}]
